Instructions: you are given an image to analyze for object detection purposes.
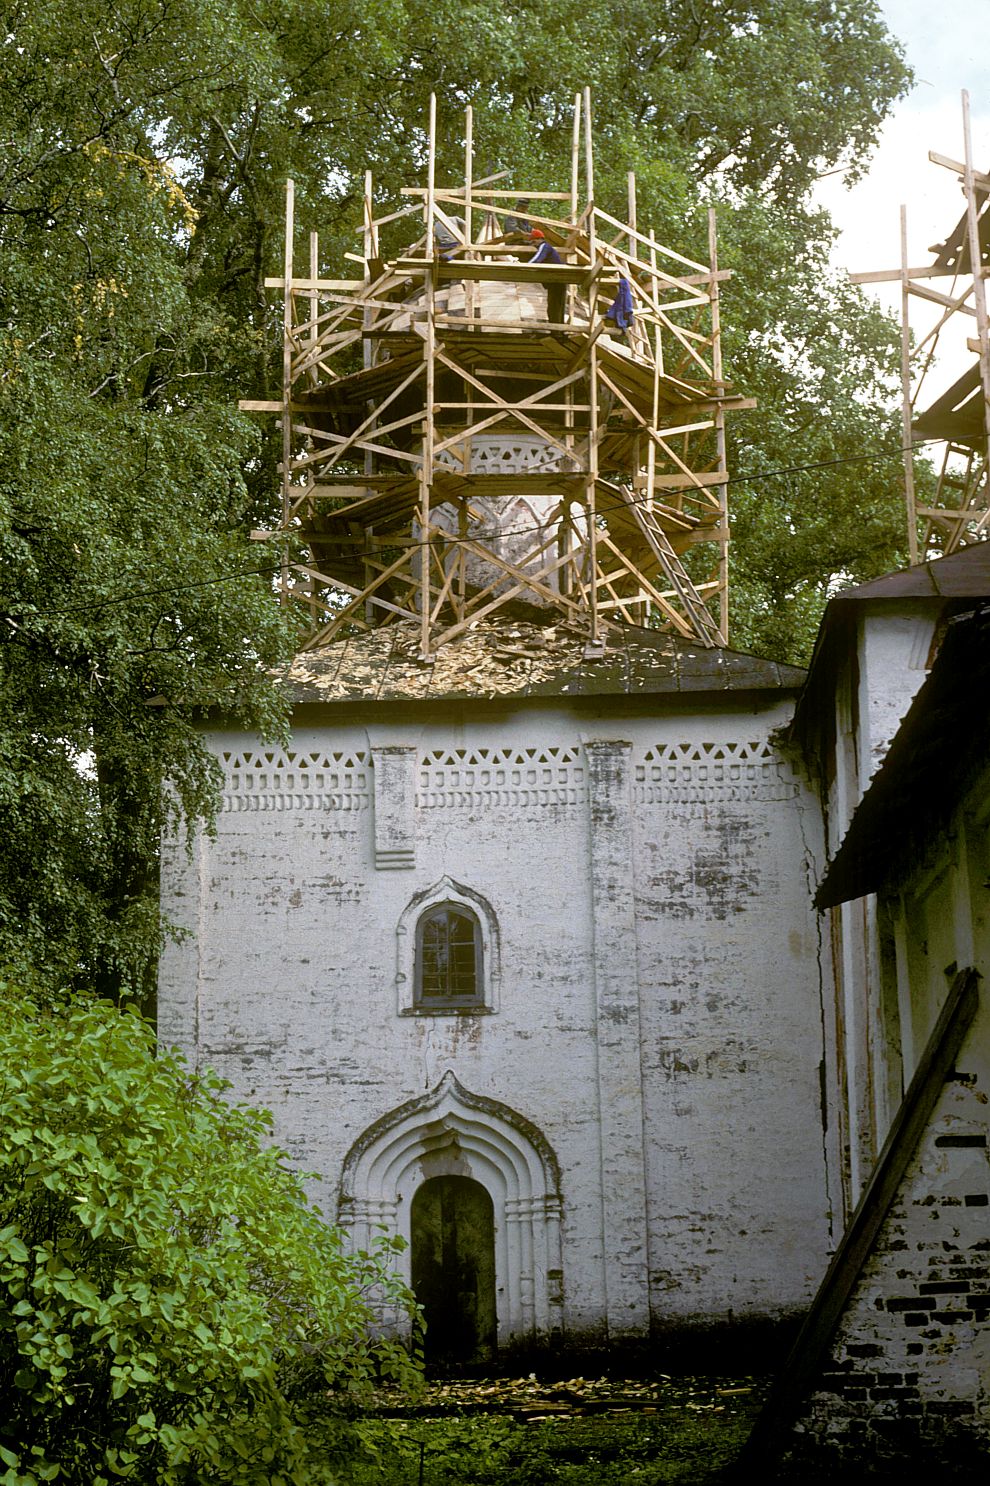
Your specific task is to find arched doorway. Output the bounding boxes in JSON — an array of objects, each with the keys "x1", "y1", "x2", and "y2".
[
  {"x1": 411, "y1": 1176, "x2": 496, "y2": 1364},
  {"x1": 338, "y1": 1072, "x2": 564, "y2": 1349}
]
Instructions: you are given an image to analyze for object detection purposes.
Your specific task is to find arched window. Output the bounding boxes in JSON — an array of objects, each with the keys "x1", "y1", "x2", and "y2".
[
  {"x1": 396, "y1": 878, "x2": 499, "y2": 1015},
  {"x1": 415, "y1": 904, "x2": 483, "y2": 1008}
]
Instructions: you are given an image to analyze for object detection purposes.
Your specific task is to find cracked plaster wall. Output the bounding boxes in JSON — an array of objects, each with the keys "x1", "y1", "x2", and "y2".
[{"x1": 159, "y1": 698, "x2": 830, "y2": 1345}]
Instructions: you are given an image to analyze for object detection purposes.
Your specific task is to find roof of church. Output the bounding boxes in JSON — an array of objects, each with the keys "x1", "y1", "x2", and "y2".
[{"x1": 281, "y1": 619, "x2": 805, "y2": 705}]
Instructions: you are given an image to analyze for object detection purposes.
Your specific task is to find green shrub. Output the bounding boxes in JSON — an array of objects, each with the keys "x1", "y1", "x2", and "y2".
[{"x1": 0, "y1": 988, "x2": 420, "y2": 1485}]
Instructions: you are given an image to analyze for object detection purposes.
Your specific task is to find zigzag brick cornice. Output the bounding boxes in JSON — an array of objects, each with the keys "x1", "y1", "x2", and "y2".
[{"x1": 219, "y1": 748, "x2": 371, "y2": 812}]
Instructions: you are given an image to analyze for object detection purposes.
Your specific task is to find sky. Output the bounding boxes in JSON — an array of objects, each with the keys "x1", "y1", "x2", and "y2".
[{"x1": 814, "y1": 0, "x2": 990, "y2": 395}]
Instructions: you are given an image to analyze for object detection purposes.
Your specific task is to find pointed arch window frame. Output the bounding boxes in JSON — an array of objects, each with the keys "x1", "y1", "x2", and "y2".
[{"x1": 396, "y1": 876, "x2": 500, "y2": 1016}]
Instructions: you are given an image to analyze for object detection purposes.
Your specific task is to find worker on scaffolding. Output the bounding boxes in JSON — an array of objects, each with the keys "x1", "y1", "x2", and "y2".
[
  {"x1": 504, "y1": 198, "x2": 532, "y2": 240},
  {"x1": 433, "y1": 213, "x2": 465, "y2": 260},
  {"x1": 529, "y1": 228, "x2": 565, "y2": 324}
]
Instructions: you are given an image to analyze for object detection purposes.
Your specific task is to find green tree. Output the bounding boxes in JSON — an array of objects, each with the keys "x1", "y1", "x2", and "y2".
[
  {"x1": 0, "y1": 986, "x2": 418, "y2": 1485},
  {"x1": 717, "y1": 201, "x2": 913, "y2": 660},
  {"x1": 1, "y1": 0, "x2": 915, "y2": 992},
  {"x1": 0, "y1": 0, "x2": 301, "y2": 993}
]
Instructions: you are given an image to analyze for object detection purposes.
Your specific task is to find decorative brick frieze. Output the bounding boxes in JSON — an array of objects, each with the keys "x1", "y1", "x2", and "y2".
[
  {"x1": 218, "y1": 738, "x2": 797, "y2": 816},
  {"x1": 633, "y1": 739, "x2": 797, "y2": 805},
  {"x1": 415, "y1": 739, "x2": 798, "y2": 811},
  {"x1": 435, "y1": 436, "x2": 578, "y2": 476},
  {"x1": 417, "y1": 746, "x2": 586, "y2": 811},
  {"x1": 219, "y1": 748, "x2": 371, "y2": 812}
]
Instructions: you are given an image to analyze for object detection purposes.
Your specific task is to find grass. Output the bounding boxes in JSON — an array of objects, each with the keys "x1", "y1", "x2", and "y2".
[{"x1": 345, "y1": 1374, "x2": 768, "y2": 1484}]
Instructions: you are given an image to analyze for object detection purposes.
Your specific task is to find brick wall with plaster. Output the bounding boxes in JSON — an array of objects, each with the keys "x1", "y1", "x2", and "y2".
[{"x1": 159, "y1": 690, "x2": 831, "y2": 1349}]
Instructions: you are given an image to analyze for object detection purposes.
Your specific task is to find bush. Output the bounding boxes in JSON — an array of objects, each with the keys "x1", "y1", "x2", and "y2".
[{"x1": 0, "y1": 989, "x2": 420, "y2": 1485}]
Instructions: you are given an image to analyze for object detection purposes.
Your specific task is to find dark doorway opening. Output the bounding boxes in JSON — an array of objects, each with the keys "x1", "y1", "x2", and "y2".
[{"x1": 411, "y1": 1175, "x2": 496, "y2": 1365}]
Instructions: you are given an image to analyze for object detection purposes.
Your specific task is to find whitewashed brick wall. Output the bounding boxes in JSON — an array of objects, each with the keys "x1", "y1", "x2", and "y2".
[{"x1": 159, "y1": 698, "x2": 831, "y2": 1346}]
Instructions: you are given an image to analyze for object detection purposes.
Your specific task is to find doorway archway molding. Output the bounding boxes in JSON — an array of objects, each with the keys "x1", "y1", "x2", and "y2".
[{"x1": 338, "y1": 1071, "x2": 564, "y2": 1344}]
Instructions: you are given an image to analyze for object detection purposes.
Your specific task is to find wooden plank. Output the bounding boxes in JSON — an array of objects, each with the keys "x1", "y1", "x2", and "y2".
[
  {"x1": 593, "y1": 204, "x2": 708, "y2": 274},
  {"x1": 909, "y1": 281, "x2": 977, "y2": 315},
  {"x1": 436, "y1": 402, "x2": 591, "y2": 413},
  {"x1": 928, "y1": 148, "x2": 990, "y2": 189},
  {"x1": 400, "y1": 185, "x2": 568, "y2": 199},
  {"x1": 432, "y1": 348, "x2": 584, "y2": 465},
  {"x1": 432, "y1": 540, "x2": 583, "y2": 647},
  {"x1": 409, "y1": 260, "x2": 596, "y2": 285},
  {"x1": 285, "y1": 432, "x2": 421, "y2": 472},
  {"x1": 571, "y1": 90, "x2": 581, "y2": 220},
  {"x1": 900, "y1": 205, "x2": 919, "y2": 564},
  {"x1": 281, "y1": 177, "x2": 295, "y2": 603},
  {"x1": 294, "y1": 360, "x2": 424, "y2": 467},
  {"x1": 962, "y1": 87, "x2": 990, "y2": 534},
  {"x1": 849, "y1": 266, "x2": 960, "y2": 285},
  {"x1": 308, "y1": 473, "x2": 419, "y2": 488},
  {"x1": 434, "y1": 314, "x2": 579, "y2": 333},
  {"x1": 265, "y1": 276, "x2": 362, "y2": 290},
  {"x1": 290, "y1": 408, "x2": 423, "y2": 459}
]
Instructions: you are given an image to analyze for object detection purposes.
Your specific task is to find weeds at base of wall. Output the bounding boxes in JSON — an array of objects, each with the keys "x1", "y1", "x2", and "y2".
[{"x1": 337, "y1": 1375, "x2": 768, "y2": 1485}]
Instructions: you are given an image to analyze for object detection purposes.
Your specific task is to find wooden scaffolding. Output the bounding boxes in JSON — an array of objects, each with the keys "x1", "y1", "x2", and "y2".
[
  {"x1": 244, "y1": 92, "x2": 751, "y2": 655},
  {"x1": 851, "y1": 90, "x2": 990, "y2": 563}
]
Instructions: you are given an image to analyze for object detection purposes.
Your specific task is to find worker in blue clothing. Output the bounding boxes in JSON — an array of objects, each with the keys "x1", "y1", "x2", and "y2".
[{"x1": 529, "y1": 228, "x2": 565, "y2": 324}]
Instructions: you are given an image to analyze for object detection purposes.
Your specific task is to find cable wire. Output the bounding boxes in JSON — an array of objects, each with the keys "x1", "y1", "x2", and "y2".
[{"x1": 11, "y1": 432, "x2": 978, "y2": 619}]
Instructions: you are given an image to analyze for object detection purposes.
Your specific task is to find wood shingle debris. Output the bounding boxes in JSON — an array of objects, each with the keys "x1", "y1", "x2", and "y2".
[
  {"x1": 366, "y1": 1373, "x2": 766, "y2": 1420},
  {"x1": 281, "y1": 619, "x2": 805, "y2": 704}
]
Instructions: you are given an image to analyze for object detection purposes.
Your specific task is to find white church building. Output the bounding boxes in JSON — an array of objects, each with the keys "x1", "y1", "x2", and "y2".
[
  {"x1": 158, "y1": 619, "x2": 832, "y2": 1359},
  {"x1": 159, "y1": 117, "x2": 990, "y2": 1460}
]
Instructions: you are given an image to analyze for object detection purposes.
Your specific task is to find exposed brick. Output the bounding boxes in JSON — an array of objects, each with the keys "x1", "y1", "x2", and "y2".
[
  {"x1": 918, "y1": 1280, "x2": 970, "y2": 1293},
  {"x1": 817, "y1": 1374, "x2": 853, "y2": 1393},
  {"x1": 964, "y1": 1194, "x2": 988, "y2": 1207},
  {"x1": 868, "y1": 1418, "x2": 920, "y2": 1441},
  {"x1": 887, "y1": 1296, "x2": 934, "y2": 1311}
]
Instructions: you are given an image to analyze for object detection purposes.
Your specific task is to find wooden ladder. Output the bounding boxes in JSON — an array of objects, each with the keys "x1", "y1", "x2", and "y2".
[
  {"x1": 921, "y1": 442, "x2": 988, "y2": 554},
  {"x1": 618, "y1": 484, "x2": 723, "y2": 646}
]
